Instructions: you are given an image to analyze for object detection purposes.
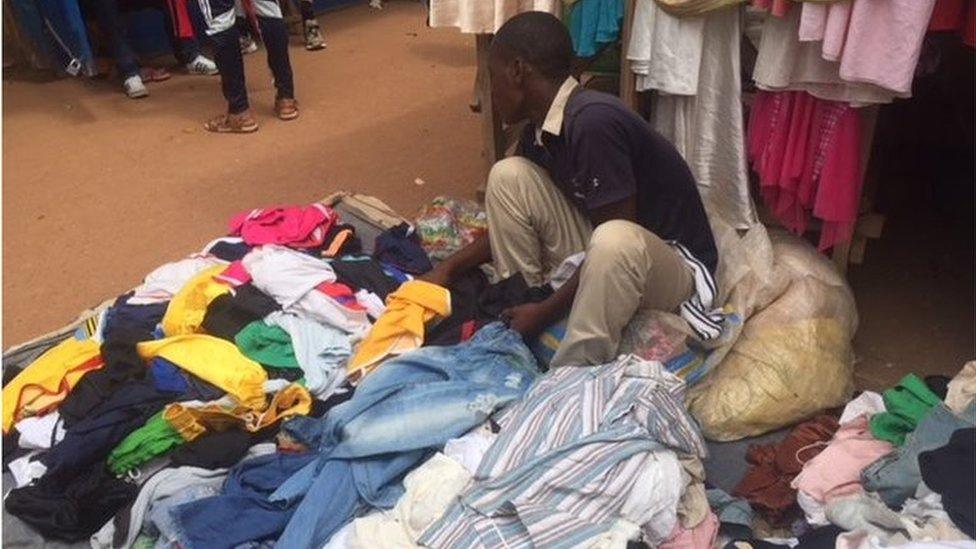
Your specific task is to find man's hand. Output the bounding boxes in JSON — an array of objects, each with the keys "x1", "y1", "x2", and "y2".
[{"x1": 501, "y1": 302, "x2": 553, "y2": 339}]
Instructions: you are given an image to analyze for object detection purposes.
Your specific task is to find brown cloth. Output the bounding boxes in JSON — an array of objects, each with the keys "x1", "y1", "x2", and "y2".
[{"x1": 732, "y1": 414, "x2": 840, "y2": 524}]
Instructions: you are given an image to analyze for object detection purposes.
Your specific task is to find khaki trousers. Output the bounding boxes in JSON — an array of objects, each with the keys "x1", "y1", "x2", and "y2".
[{"x1": 485, "y1": 157, "x2": 694, "y2": 367}]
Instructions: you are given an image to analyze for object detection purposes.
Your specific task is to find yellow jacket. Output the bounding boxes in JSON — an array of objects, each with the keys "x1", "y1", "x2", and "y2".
[
  {"x1": 161, "y1": 266, "x2": 231, "y2": 337},
  {"x1": 2, "y1": 338, "x2": 102, "y2": 433},
  {"x1": 348, "y1": 280, "x2": 451, "y2": 380},
  {"x1": 137, "y1": 335, "x2": 268, "y2": 410}
]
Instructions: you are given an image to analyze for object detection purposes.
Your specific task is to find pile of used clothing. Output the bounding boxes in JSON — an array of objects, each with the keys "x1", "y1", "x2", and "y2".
[
  {"x1": 718, "y1": 364, "x2": 976, "y2": 548},
  {"x1": 2, "y1": 192, "x2": 973, "y2": 549}
]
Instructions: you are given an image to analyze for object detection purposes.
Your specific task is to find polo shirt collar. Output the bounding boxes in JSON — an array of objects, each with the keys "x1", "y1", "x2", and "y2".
[{"x1": 535, "y1": 77, "x2": 580, "y2": 146}]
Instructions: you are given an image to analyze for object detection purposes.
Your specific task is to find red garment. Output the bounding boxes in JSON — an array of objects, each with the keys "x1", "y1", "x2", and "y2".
[
  {"x1": 316, "y1": 282, "x2": 368, "y2": 312},
  {"x1": 753, "y1": 0, "x2": 790, "y2": 17},
  {"x1": 229, "y1": 204, "x2": 338, "y2": 249},
  {"x1": 748, "y1": 91, "x2": 863, "y2": 252},
  {"x1": 733, "y1": 415, "x2": 840, "y2": 525},
  {"x1": 167, "y1": 0, "x2": 195, "y2": 38},
  {"x1": 215, "y1": 261, "x2": 251, "y2": 287},
  {"x1": 928, "y1": 0, "x2": 975, "y2": 47}
]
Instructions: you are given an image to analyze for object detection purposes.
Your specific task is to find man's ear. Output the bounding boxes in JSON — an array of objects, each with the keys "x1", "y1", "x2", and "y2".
[{"x1": 510, "y1": 57, "x2": 525, "y2": 85}]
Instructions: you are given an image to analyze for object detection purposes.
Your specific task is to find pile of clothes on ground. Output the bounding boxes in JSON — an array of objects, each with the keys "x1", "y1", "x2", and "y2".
[
  {"x1": 1, "y1": 192, "x2": 972, "y2": 549},
  {"x1": 725, "y1": 365, "x2": 976, "y2": 548}
]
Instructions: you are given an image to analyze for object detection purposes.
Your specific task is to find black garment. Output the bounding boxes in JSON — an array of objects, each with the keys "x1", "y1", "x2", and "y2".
[
  {"x1": 309, "y1": 384, "x2": 354, "y2": 418},
  {"x1": 298, "y1": 0, "x2": 314, "y2": 21},
  {"x1": 170, "y1": 430, "x2": 257, "y2": 469},
  {"x1": 5, "y1": 461, "x2": 138, "y2": 542},
  {"x1": 209, "y1": 240, "x2": 253, "y2": 262},
  {"x1": 263, "y1": 366, "x2": 304, "y2": 383},
  {"x1": 924, "y1": 375, "x2": 951, "y2": 400},
  {"x1": 59, "y1": 330, "x2": 150, "y2": 427},
  {"x1": 519, "y1": 87, "x2": 719, "y2": 273},
  {"x1": 41, "y1": 378, "x2": 173, "y2": 482},
  {"x1": 723, "y1": 526, "x2": 844, "y2": 549},
  {"x1": 202, "y1": 284, "x2": 280, "y2": 341},
  {"x1": 210, "y1": 14, "x2": 294, "y2": 113},
  {"x1": 332, "y1": 257, "x2": 401, "y2": 300},
  {"x1": 374, "y1": 223, "x2": 433, "y2": 275},
  {"x1": 426, "y1": 271, "x2": 553, "y2": 346},
  {"x1": 305, "y1": 223, "x2": 361, "y2": 258},
  {"x1": 919, "y1": 427, "x2": 975, "y2": 538},
  {"x1": 102, "y1": 294, "x2": 167, "y2": 343}
]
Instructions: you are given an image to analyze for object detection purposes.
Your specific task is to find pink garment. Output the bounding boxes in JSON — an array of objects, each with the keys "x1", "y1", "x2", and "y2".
[
  {"x1": 229, "y1": 204, "x2": 337, "y2": 249},
  {"x1": 838, "y1": 0, "x2": 938, "y2": 95},
  {"x1": 790, "y1": 416, "x2": 894, "y2": 503},
  {"x1": 747, "y1": 91, "x2": 862, "y2": 251},
  {"x1": 660, "y1": 512, "x2": 719, "y2": 549},
  {"x1": 753, "y1": 0, "x2": 790, "y2": 17},
  {"x1": 821, "y1": 0, "x2": 852, "y2": 61},
  {"x1": 215, "y1": 261, "x2": 251, "y2": 287}
]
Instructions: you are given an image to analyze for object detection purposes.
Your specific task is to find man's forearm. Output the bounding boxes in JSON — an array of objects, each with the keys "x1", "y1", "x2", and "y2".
[{"x1": 538, "y1": 267, "x2": 580, "y2": 323}]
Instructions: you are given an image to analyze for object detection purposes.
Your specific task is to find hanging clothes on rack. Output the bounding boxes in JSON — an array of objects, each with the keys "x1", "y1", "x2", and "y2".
[
  {"x1": 747, "y1": 90, "x2": 863, "y2": 252},
  {"x1": 628, "y1": 1, "x2": 758, "y2": 229},
  {"x1": 755, "y1": 1, "x2": 938, "y2": 104},
  {"x1": 568, "y1": 0, "x2": 625, "y2": 57},
  {"x1": 427, "y1": 0, "x2": 561, "y2": 33}
]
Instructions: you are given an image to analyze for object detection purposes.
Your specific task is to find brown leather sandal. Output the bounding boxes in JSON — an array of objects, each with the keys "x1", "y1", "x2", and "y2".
[
  {"x1": 275, "y1": 98, "x2": 299, "y2": 121},
  {"x1": 203, "y1": 112, "x2": 259, "y2": 134},
  {"x1": 139, "y1": 67, "x2": 171, "y2": 82}
]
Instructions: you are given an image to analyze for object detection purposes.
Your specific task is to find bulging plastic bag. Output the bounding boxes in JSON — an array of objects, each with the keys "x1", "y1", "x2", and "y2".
[
  {"x1": 686, "y1": 227, "x2": 857, "y2": 441},
  {"x1": 413, "y1": 196, "x2": 487, "y2": 262}
]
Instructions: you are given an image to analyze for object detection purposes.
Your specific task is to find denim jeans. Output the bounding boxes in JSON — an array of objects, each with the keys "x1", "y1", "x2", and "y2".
[
  {"x1": 861, "y1": 402, "x2": 975, "y2": 507},
  {"x1": 171, "y1": 452, "x2": 316, "y2": 549},
  {"x1": 270, "y1": 322, "x2": 540, "y2": 549}
]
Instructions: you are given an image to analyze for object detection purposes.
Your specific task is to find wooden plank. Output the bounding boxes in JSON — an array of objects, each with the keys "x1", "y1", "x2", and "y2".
[
  {"x1": 833, "y1": 105, "x2": 881, "y2": 274},
  {"x1": 476, "y1": 34, "x2": 505, "y2": 185},
  {"x1": 618, "y1": 0, "x2": 637, "y2": 110}
]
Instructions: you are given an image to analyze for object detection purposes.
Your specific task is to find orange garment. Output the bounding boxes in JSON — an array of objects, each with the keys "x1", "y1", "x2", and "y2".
[
  {"x1": 164, "y1": 384, "x2": 312, "y2": 441},
  {"x1": 161, "y1": 265, "x2": 231, "y2": 337},
  {"x1": 2, "y1": 338, "x2": 103, "y2": 433},
  {"x1": 137, "y1": 335, "x2": 268, "y2": 410},
  {"x1": 347, "y1": 280, "x2": 451, "y2": 380}
]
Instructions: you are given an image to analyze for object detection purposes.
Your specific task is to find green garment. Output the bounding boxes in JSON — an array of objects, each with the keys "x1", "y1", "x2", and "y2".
[
  {"x1": 108, "y1": 411, "x2": 185, "y2": 475},
  {"x1": 869, "y1": 374, "x2": 943, "y2": 446},
  {"x1": 131, "y1": 534, "x2": 157, "y2": 549},
  {"x1": 235, "y1": 321, "x2": 300, "y2": 368}
]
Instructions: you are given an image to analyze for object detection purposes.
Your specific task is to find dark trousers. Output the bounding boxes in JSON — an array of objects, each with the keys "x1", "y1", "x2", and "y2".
[
  {"x1": 211, "y1": 15, "x2": 293, "y2": 113},
  {"x1": 85, "y1": 0, "x2": 201, "y2": 77}
]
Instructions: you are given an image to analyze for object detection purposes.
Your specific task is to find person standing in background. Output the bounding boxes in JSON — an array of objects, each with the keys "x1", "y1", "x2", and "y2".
[
  {"x1": 198, "y1": 0, "x2": 299, "y2": 133},
  {"x1": 237, "y1": 0, "x2": 324, "y2": 53}
]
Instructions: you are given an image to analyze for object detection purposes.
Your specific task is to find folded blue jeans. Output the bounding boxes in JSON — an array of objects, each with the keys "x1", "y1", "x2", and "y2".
[
  {"x1": 270, "y1": 322, "x2": 539, "y2": 549},
  {"x1": 861, "y1": 402, "x2": 975, "y2": 507}
]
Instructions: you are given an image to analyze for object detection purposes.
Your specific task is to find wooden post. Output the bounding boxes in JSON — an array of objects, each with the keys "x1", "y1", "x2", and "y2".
[
  {"x1": 832, "y1": 105, "x2": 881, "y2": 274},
  {"x1": 476, "y1": 33, "x2": 505, "y2": 198},
  {"x1": 618, "y1": 0, "x2": 638, "y2": 111}
]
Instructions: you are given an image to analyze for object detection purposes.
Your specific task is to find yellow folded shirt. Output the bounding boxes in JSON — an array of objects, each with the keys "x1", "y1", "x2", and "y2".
[
  {"x1": 137, "y1": 335, "x2": 268, "y2": 410},
  {"x1": 162, "y1": 265, "x2": 231, "y2": 337},
  {"x1": 164, "y1": 384, "x2": 312, "y2": 441},
  {"x1": 348, "y1": 280, "x2": 451, "y2": 380},
  {"x1": 2, "y1": 338, "x2": 103, "y2": 433}
]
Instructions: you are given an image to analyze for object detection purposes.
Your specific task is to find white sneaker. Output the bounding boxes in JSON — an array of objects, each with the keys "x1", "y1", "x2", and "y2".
[
  {"x1": 186, "y1": 55, "x2": 219, "y2": 76},
  {"x1": 122, "y1": 75, "x2": 148, "y2": 98}
]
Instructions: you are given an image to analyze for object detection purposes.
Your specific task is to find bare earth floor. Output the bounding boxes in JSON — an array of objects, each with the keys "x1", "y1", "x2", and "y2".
[{"x1": 3, "y1": 2, "x2": 973, "y2": 388}]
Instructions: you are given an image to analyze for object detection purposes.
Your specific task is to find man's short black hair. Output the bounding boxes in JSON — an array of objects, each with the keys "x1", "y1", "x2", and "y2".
[{"x1": 491, "y1": 11, "x2": 573, "y2": 82}]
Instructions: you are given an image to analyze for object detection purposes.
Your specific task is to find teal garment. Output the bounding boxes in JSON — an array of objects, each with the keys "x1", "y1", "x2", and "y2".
[
  {"x1": 869, "y1": 374, "x2": 943, "y2": 446},
  {"x1": 235, "y1": 321, "x2": 300, "y2": 368},
  {"x1": 569, "y1": 0, "x2": 625, "y2": 57}
]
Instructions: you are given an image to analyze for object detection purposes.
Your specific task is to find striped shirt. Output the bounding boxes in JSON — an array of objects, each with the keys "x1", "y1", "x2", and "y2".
[{"x1": 419, "y1": 356, "x2": 707, "y2": 549}]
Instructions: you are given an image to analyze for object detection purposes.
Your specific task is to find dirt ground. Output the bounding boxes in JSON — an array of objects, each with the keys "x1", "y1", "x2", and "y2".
[{"x1": 3, "y1": 2, "x2": 973, "y2": 387}]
